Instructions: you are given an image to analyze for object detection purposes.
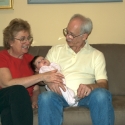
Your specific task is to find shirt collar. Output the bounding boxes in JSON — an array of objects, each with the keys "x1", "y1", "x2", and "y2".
[{"x1": 65, "y1": 40, "x2": 91, "y2": 51}]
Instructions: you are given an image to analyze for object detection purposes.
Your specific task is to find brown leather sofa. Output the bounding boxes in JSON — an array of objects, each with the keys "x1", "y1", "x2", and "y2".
[{"x1": 0, "y1": 44, "x2": 125, "y2": 125}]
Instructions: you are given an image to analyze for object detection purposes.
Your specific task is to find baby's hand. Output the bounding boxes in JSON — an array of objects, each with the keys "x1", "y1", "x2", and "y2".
[{"x1": 74, "y1": 96, "x2": 80, "y2": 102}]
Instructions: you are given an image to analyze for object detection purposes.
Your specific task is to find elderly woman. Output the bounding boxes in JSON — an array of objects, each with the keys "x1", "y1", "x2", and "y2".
[{"x1": 0, "y1": 18, "x2": 63, "y2": 125}]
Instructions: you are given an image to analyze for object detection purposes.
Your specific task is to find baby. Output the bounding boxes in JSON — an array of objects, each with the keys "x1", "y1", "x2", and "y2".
[{"x1": 30, "y1": 55, "x2": 79, "y2": 106}]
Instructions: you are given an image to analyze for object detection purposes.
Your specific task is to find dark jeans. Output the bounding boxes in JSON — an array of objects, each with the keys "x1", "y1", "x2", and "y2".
[{"x1": 0, "y1": 85, "x2": 33, "y2": 125}]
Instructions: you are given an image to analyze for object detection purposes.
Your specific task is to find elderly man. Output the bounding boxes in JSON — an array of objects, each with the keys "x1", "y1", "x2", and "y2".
[{"x1": 38, "y1": 14, "x2": 114, "y2": 125}]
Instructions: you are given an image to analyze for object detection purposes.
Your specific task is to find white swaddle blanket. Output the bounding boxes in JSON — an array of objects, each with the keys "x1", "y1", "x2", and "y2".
[{"x1": 39, "y1": 62, "x2": 78, "y2": 106}]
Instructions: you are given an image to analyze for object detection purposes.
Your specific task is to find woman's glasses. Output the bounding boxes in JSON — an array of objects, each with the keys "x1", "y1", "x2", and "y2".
[{"x1": 14, "y1": 37, "x2": 33, "y2": 44}]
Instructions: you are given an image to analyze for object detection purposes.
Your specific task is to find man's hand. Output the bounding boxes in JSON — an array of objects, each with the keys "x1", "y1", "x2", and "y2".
[
  {"x1": 77, "y1": 80, "x2": 108, "y2": 99},
  {"x1": 42, "y1": 70, "x2": 66, "y2": 95},
  {"x1": 46, "y1": 82, "x2": 66, "y2": 95},
  {"x1": 77, "y1": 84, "x2": 92, "y2": 99}
]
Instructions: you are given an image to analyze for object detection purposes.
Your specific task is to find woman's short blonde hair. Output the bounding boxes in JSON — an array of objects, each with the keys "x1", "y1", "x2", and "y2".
[{"x1": 3, "y1": 18, "x2": 32, "y2": 49}]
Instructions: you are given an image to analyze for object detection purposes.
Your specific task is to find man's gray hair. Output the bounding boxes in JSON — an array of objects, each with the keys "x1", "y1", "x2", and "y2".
[{"x1": 70, "y1": 14, "x2": 93, "y2": 35}]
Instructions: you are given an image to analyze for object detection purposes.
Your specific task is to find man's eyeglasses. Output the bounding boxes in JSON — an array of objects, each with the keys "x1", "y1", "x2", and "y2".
[
  {"x1": 14, "y1": 37, "x2": 33, "y2": 44},
  {"x1": 63, "y1": 28, "x2": 84, "y2": 40}
]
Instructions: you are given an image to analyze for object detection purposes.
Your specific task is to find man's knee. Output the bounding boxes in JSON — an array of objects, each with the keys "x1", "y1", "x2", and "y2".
[
  {"x1": 91, "y1": 88, "x2": 112, "y2": 103},
  {"x1": 38, "y1": 91, "x2": 54, "y2": 102}
]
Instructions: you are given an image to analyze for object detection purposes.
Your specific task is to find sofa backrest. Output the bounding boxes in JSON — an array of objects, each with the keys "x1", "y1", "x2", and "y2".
[
  {"x1": 91, "y1": 44, "x2": 125, "y2": 96},
  {"x1": 0, "y1": 44, "x2": 125, "y2": 95}
]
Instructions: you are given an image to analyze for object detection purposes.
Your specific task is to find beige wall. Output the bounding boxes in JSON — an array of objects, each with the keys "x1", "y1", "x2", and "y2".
[{"x1": 0, "y1": 0, "x2": 125, "y2": 46}]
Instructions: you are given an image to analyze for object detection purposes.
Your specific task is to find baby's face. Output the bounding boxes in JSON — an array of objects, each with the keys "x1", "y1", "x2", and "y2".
[{"x1": 34, "y1": 56, "x2": 50, "y2": 71}]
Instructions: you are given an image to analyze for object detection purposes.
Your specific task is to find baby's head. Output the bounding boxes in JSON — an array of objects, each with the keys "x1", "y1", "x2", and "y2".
[{"x1": 30, "y1": 55, "x2": 50, "y2": 72}]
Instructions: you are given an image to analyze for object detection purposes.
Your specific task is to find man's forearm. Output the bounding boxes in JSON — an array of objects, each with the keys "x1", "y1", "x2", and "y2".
[{"x1": 87, "y1": 81, "x2": 108, "y2": 91}]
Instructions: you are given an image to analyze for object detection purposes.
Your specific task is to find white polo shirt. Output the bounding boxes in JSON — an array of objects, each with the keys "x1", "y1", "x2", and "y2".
[{"x1": 46, "y1": 42, "x2": 107, "y2": 95}]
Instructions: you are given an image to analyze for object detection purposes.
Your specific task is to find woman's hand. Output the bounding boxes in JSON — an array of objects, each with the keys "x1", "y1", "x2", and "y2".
[
  {"x1": 42, "y1": 70, "x2": 64, "y2": 84},
  {"x1": 31, "y1": 85, "x2": 40, "y2": 109},
  {"x1": 32, "y1": 102, "x2": 38, "y2": 109}
]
